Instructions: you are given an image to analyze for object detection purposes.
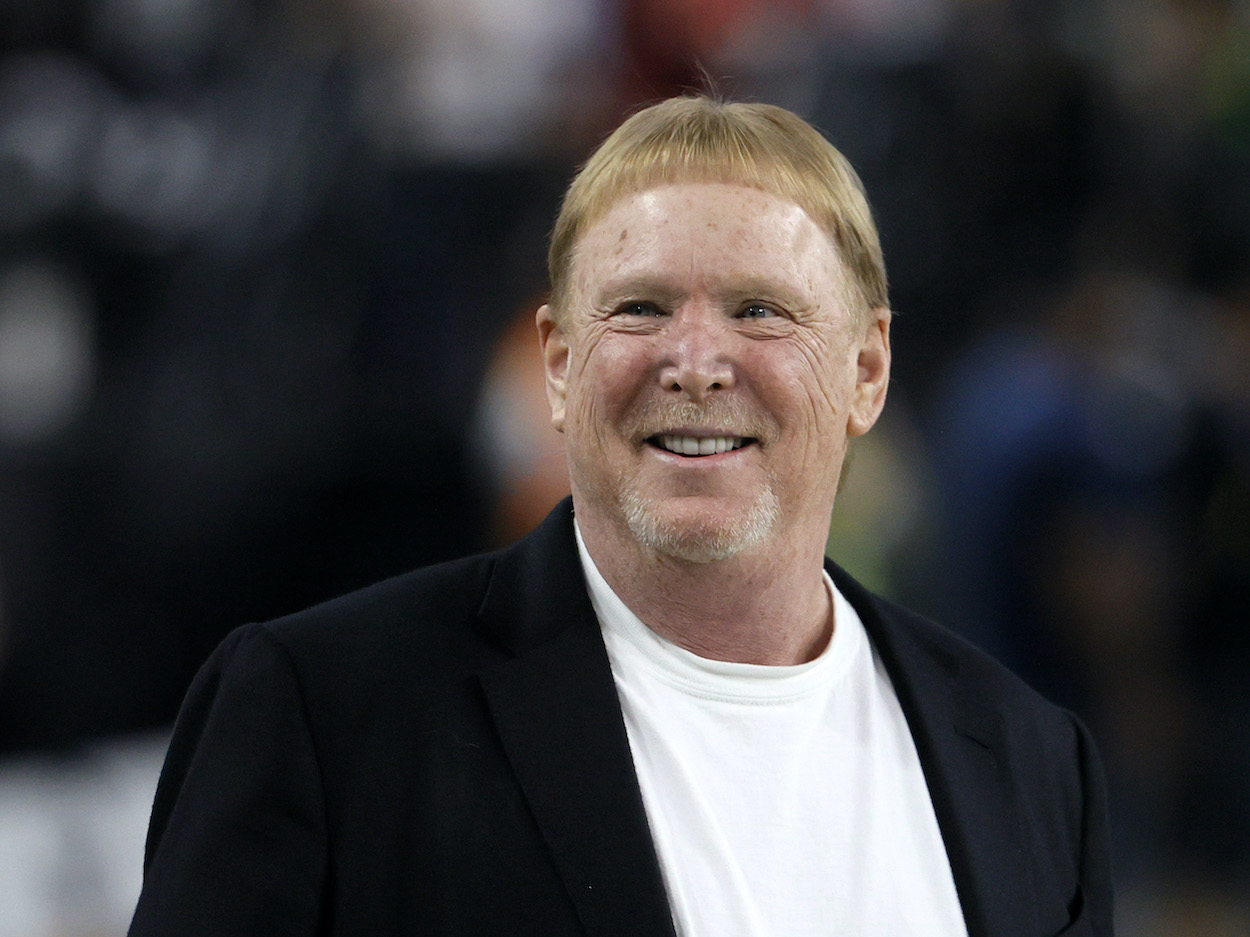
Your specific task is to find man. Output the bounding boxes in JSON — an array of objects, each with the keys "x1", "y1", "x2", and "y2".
[{"x1": 129, "y1": 96, "x2": 1113, "y2": 937}]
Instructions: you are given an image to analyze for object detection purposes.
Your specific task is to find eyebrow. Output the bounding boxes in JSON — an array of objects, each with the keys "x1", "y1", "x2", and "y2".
[
  {"x1": 593, "y1": 277, "x2": 687, "y2": 308},
  {"x1": 593, "y1": 274, "x2": 811, "y2": 308},
  {"x1": 719, "y1": 275, "x2": 812, "y2": 306}
]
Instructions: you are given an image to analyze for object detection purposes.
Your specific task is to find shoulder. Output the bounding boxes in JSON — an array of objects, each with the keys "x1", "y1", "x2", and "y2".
[
  {"x1": 203, "y1": 498, "x2": 583, "y2": 722},
  {"x1": 251, "y1": 497, "x2": 583, "y2": 669},
  {"x1": 266, "y1": 551, "x2": 500, "y2": 654},
  {"x1": 229, "y1": 549, "x2": 530, "y2": 717},
  {"x1": 830, "y1": 562, "x2": 1089, "y2": 751}
]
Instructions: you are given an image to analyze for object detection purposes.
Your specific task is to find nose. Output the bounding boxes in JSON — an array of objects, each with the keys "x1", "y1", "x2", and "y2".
[{"x1": 658, "y1": 306, "x2": 735, "y2": 401}]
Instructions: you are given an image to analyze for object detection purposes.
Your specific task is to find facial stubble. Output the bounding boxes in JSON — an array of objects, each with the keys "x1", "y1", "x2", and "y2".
[{"x1": 614, "y1": 397, "x2": 783, "y2": 564}]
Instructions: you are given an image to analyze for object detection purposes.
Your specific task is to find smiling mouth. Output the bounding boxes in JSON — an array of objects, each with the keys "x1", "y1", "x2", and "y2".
[{"x1": 648, "y1": 434, "x2": 754, "y2": 457}]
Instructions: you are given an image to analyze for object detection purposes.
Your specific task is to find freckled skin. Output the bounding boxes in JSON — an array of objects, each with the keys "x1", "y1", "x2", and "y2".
[{"x1": 538, "y1": 182, "x2": 891, "y2": 664}]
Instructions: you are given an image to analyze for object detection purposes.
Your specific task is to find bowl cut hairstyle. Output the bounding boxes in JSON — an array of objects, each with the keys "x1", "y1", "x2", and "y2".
[{"x1": 547, "y1": 95, "x2": 889, "y2": 323}]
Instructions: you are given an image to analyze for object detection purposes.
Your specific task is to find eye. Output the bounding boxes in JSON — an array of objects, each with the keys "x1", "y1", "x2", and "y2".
[
  {"x1": 616, "y1": 301, "x2": 665, "y2": 318},
  {"x1": 738, "y1": 303, "x2": 776, "y2": 319}
]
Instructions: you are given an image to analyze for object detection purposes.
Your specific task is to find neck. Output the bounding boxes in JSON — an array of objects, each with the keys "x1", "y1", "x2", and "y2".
[{"x1": 575, "y1": 507, "x2": 833, "y2": 666}]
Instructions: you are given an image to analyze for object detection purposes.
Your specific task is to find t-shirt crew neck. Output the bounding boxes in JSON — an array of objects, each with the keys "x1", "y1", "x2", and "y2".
[
  {"x1": 577, "y1": 529, "x2": 860, "y2": 705},
  {"x1": 573, "y1": 522, "x2": 969, "y2": 937}
]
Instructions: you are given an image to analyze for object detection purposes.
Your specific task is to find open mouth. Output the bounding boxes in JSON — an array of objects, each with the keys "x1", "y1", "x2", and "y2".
[{"x1": 648, "y1": 434, "x2": 754, "y2": 457}]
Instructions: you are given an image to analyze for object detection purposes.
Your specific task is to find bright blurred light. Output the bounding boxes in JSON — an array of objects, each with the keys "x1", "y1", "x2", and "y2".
[
  {"x1": 0, "y1": 734, "x2": 166, "y2": 937},
  {"x1": 0, "y1": 261, "x2": 96, "y2": 446},
  {"x1": 0, "y1": 54, "x2": 110, "y2": 231}
]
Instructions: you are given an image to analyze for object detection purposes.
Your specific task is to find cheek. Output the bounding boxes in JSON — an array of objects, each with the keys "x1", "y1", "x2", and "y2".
[
  {"x1": 761, "y1": 352, "x2": 858, "y2": 475},
  {"x1": 754, "y1": 341, "x2": 852, "y2": 424},
  {"x1": 565, "y1": 344, "x2": 637, "y2": 438},
  {"x1": 580, "y1": 338, "x2": 650, "y2": 401}
]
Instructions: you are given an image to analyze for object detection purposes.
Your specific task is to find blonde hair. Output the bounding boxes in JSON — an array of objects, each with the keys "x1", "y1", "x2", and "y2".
[{"x1": 547, "y1": 95, "x2": 888, "y2": 321}]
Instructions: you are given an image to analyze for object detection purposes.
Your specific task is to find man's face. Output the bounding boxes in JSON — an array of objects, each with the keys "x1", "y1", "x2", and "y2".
[{"x1": 538, "y1": 182, "x2": 890, "y2": 564}]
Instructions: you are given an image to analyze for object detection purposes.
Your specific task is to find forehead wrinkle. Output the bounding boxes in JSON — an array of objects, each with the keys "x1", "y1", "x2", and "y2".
[
  {"x1": 574, "y1": 181, "x2": 847, "y2": 312},
  {"x1": 600, "y1": 230, "x2": 822, "y2": 301}
]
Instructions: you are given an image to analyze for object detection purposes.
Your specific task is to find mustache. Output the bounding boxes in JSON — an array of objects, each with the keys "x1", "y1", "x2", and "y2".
[{"x1": 623, "y1": 397, "x2": 776, "y2": 440}]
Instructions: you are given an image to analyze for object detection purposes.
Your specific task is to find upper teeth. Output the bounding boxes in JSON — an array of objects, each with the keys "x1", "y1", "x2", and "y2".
[{"x1": 657, "y1": 435, "x2": 746, "y2": 456}]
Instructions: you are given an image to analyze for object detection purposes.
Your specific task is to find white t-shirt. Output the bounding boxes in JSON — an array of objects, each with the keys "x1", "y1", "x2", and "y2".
[{"x1": 575, "y1": 528, "x2": 968, "y2": 937}]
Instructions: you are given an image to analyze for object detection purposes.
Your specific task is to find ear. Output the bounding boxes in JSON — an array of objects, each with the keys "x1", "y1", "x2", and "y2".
[
  {"x1": 536, "y1": 304, "x2": 570, "y2": 433},
  {"x1": 847, "y1": 307, "x2": 891, "y2": 438}
]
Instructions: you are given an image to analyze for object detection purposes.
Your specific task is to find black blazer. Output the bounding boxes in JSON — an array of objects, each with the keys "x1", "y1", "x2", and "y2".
[{"x1": 129, "y1": 499, "x2": 1113, "y2": 937}]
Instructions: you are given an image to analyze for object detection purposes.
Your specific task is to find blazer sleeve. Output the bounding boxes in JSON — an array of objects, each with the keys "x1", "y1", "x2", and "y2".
[
  {"x1": 129, "y1": 624, "x2": 328, "y2": 937},
  {"x1": 1071, "y1": 710, "x2": 1115, "y2": 936}
]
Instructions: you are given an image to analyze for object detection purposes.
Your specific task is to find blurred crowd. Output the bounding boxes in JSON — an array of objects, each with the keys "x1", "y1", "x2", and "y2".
[{"x1": 0, "y1": 0, "x2": 1247, "y2": 933}]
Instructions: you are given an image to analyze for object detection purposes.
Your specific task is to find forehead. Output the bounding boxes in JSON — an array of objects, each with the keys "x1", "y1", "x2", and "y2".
[{"x1": 571, "y1": 182, "x2": 843, "y2": 301}]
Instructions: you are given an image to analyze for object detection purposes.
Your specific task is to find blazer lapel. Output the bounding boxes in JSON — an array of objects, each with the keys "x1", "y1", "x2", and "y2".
[
  {"x1": 477, "y1": 502, "x2": 676, "y2": 937},
  {"x1": 831, "y1": 564, "x2": 1036, "y2": 937}
]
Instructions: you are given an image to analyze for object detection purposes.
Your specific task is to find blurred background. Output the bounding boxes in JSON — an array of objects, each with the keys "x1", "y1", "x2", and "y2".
[{"x1": 0, "y1": 0, "x2": 1247, "y2": 933}]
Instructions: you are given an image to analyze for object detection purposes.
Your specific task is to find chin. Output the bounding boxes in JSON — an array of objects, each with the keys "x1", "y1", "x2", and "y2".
[{"x1": 619, "y1": 488, "x2": 781, "y2": 564}]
